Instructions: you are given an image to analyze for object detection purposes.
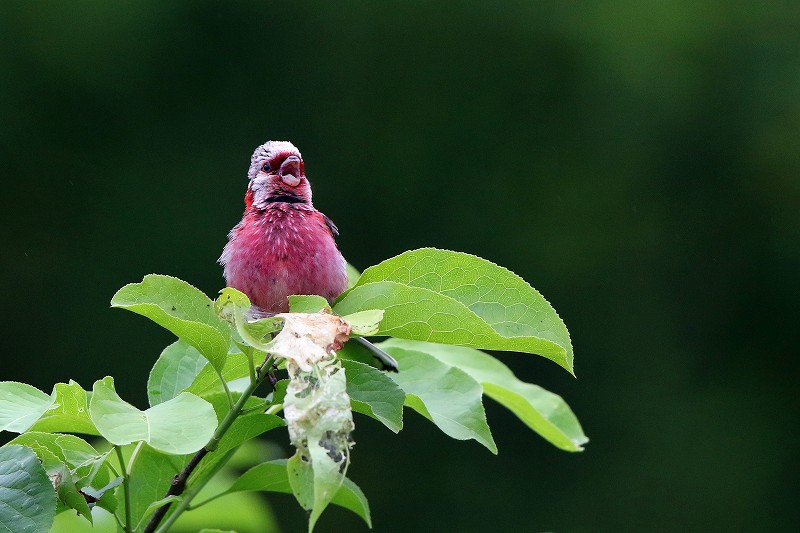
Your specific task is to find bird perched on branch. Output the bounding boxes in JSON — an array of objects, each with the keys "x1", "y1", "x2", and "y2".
[{"x1": 219, "y1": 140, "x2": 398, "y2": 371}]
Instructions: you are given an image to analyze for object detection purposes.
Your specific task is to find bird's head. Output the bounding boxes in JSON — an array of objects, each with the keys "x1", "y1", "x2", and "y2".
[{"x1": 246, "y1": 140, "x2": 312, "y2": 209}]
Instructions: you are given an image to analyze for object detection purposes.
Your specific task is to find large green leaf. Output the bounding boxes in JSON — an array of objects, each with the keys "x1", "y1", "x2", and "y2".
[
  {"x1": 384, "y1": 347, "x2": 497, "y2": 453},
  {"x1": 111, "y1": 275, "x2": 231, "y2": 372},
  {"x1": 334, "y1": 248, "x2": 574, "y2": 374},
  {"x1": 381, "y1": 339, "x2": 588, "y2": 451},
  {"x1": 0, "y1": 444, "x2": 56, "y2": 533},
  {"x1": 341, "y1": 359, "x2": 404, "y2": 433},
  {"x1": 148, "y1": 340, "x2": 209, "y2": 406},
  {"x1": 89, "y1": 377, "x2": 216, "y2": 455},
  {"x1": 0, "y1": 382, "x2": 55, "y2": 433},
  {"x1": 228, "y1": 460, "x2": 371, "y2": 528},
  {"x1": 29, "y1": 381, "x2": 98, "y2": 435}
]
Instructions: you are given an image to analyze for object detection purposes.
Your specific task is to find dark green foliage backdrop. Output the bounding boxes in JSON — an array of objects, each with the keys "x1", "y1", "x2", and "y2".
[{"x1": 2, "y1": 1, "x2": 798, "y2": 531}]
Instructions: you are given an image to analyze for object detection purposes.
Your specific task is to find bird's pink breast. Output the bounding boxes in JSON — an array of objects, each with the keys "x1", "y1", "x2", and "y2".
[{"x1": 221, "y1": 206, "x2": 347, "y2": 314}]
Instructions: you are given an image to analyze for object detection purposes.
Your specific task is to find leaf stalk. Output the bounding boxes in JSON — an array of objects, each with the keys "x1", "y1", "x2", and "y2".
[{"x1": 114, "y1": 446, "x2": 133, "y2": 533}]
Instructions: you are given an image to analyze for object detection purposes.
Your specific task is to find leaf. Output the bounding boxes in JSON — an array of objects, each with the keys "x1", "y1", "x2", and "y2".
[
  {"x1": 89, "y1": 377, "x2": 217, "y2": 455},
  {"x1": 336, "y1": 340, "x2": 379, "y2": 367},
  {"x1": 287, "y1": 452, "x2": 314, "y2": 511},
  {"x1": 7, "y1": 432, "x2": 109, "y2": 488},
  {"x1": 341, "y1": 359, "x2": 404, "y2": 433},
  {"x1": 289, "y1": 447, "x2": 358, "y2": 531},
  {"x1": 80, "y1": 475, "x2": 122, "y2": 513},
  {"x1": 14, "y1": 443, "x2": 91, "y2": 522},
  {"x1": 138, "y1": 495, "x2": 183, "y2": 526},
  {"x1": 123, "y1": 443, "x2": 189, "y2": 530},
  {"x1": 55, "y1": 471, "x2": 92, "y2": 522},
  {"x1": 382, "y1": 339, "x2": 588, "y2": 451},
  {"x1": 340, "y1": 310, "x2": 384, "y2": 336},
  {"x1": 188, "y1": 393, "x2": 284, "y2": 485},
  {"x1": 148, "y1": 340, "x2": 209, "y2": 406},
  {"x1": 0, "y1": 444, "x2": 56, "y2": 533},
  {"x1": 334, "y1": 248, "x2": 574, "y2": 374},
  {"x1": 270, "y1": 379, "x2": 289, "y2": 405},
  {"x1": 288, "y1": 295, "x2": 330, "y2": 313},
  {"x1": 94, "y1": 483, "x2": 119, "y2": 514},
  {"x1": 29, "y1": 381, "x2": 98, "y2": 436},
  {"x1": 0, "y1": 382, "x2": 55, "y2": 433},
  {"x1": 185, "y1": 351, "x2": 251, "y2": 398},
  {"x1": 216, "y1": 286, "x2": 252, "y2": 310},
  {"x1": 218, "y1": 288, "x2": 285, "y2": 352},
  {"x1": 42, "y1": 454, "x2": 94, "y2": 522},
  {"x1": 383, "y1": 346, "x2": 497, "y2": 453},
  {"x1": 111, "y1": 274, "x2": 231, "y2": 372},
  {"x1": 284, "y1": 361, "x2": 353, "y2": 531},
  {"x1": 345, "y1": 263, "x2": 361, "y2": 289},
  {"x1": 237, "y1": 316, "x2": 284, "y2": 349},
  {"x1": 229, "y1": 460, "x2": 371, "y2": 528},
  {"x1": 216, "y1": 412, "x2": 283, "y2": 454}
]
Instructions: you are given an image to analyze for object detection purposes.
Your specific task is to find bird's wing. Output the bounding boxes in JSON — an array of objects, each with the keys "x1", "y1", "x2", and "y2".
[{"x1": 322, "y1": 213, "x2": 340, "y2": 237}]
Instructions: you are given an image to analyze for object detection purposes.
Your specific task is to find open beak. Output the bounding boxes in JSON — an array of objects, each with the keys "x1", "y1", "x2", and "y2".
[{"x1": 279, "y1": 156, "x2": 302, "y2": 187}]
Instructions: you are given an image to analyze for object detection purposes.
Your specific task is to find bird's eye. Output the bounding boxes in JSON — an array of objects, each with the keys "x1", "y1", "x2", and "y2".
[{"x1": 261, "y1": 162, "x2": 272, "y2": 172}]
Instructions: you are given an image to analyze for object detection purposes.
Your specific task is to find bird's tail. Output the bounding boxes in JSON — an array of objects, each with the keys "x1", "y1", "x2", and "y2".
[{"x1": 353, "y1": 337, "x2": 399, "y2": 372}]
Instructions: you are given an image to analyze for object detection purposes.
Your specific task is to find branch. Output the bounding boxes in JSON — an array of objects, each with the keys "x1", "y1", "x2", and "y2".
[{"x1": 142, "y1": 362, "x2": 274, "y2": 533}]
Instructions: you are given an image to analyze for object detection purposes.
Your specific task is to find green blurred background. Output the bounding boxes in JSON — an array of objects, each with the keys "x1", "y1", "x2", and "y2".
[{"x1": 2, "y1": 1, "x2": 798, "y2": 531}]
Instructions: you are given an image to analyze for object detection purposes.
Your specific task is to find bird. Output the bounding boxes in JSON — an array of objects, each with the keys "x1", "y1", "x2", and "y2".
[{"x1": 219, "y1": 140, "x2": 398, "y2": 371}]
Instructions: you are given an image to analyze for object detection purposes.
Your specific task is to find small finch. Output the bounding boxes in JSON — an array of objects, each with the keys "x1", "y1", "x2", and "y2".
[{"x1": 220, "y1": 140, "x2": 398, "y2": 370}]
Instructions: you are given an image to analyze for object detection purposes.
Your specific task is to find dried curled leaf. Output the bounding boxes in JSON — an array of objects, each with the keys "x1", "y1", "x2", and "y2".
[{"x1": 272, "y1": 312, "x2": 351, "y2": 373}]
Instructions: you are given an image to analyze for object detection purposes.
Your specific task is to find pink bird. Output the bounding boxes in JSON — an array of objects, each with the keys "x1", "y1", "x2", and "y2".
[
  {"x1": 220, "y1": 141, "x2": 347, "y2": 314},
  {"x1": 220, "y1": 140, "x2": 398, "y2": 370}
]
